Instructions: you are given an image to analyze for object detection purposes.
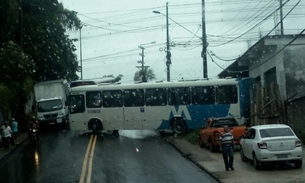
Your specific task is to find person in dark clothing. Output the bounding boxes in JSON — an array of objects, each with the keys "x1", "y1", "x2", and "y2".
[
  {"x1": 219, "y1": 125, "x2": 235, "y2": 171},
  {"x1": 28, "y1": 116, "x2": 39, "y2": 138}
]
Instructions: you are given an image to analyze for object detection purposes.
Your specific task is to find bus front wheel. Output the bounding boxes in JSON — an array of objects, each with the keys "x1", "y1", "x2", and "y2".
[{"x1": 172, "y1": 119, "x2": 187, "y2": 135}]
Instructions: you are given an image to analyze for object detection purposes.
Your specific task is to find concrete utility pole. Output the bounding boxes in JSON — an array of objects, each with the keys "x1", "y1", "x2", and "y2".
[
  {"x1": 165, "y1": 2, "x2": 171, "y2": 81},
  {"x1": 201, "y1": 0, "x2": 208, "y2": 78},
  {"x1": 279, "y1": 0, "x2": 284, "y2": 35},
  {"x1": 80, "y1": 25, "x2": 83, "y2": 80},
  {"x1": 153, "y1": 3, "x2": 171, "y2": 81},
  {"x1": 137, "y1": 46, "x2": 149, "y2": 82}
]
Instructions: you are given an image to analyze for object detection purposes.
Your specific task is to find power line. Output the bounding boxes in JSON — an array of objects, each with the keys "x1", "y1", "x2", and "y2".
[{"x1": 210, "y1": 0, "x2": 290, "y2": 47}]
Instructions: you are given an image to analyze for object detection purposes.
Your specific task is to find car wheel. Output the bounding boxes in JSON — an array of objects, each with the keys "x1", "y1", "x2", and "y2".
[
  {"x1": 253, "y1": 154, "x2": 261, "y2": 170},
  {"x1": 294, "y1": 160, "x2": 302, "y2": 168},
  {"x1": 240, "y1": 147, "x2": 247, "y2": 162}
]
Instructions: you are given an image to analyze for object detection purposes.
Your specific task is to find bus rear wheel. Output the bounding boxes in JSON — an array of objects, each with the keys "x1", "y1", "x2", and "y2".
[{"x1": 172, "y1": 118, "x2": 187, "y2": 135}]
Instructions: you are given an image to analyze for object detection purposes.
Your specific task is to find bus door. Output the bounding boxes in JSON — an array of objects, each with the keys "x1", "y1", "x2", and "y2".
[
  {"x1": 68, "y1": 94, "x2": 87, "y2": 131},
  {"x1": 123, "y1": 89, "x2": 144, "y2": 129},
  {"x1": 101, "y1": 90, "x2": 124, "y2": 130}
]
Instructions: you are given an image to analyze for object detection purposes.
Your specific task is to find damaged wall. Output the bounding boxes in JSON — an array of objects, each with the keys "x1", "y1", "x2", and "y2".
[{"x1": 283, "y1": 46, "x2": 305, "y2": 132}]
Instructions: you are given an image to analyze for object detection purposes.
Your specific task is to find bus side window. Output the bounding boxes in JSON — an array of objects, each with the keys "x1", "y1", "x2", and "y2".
[
  {"x1": 145, "y1": 88, "x2": 167, "y2": 106},
  {"x1": 216, "y1": 85, "x2": 237, "y2": 104},
  {"x1": 86, "y1": 91, "x2": 102, "y2": 108},
  {"x1": 192, "y1": 86, "x2": 215, "y2": 105},
  {"x1": 124, "y1": 89, "x2": 144, "y2": 107}
]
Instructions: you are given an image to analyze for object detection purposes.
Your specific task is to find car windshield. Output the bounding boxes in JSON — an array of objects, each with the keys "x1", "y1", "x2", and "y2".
[{"x1": 259, "y1": 127, "x2": 294, "y2": 138}]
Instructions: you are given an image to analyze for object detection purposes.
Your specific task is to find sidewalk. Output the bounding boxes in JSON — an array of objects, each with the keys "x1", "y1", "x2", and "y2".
[
  {"x1": 170, "y1": 138, "x2": 305, "y2": 183},
  {"x1": 0, "y1": 132, "x2": 28, "y2": 160}
]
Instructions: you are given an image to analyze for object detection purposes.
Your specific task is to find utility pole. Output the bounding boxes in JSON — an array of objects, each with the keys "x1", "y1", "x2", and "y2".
[
  {"x1": 137, "y1": 41, "x2": 155, "y2": 82},
  {"x1": 166, "y1": 2, "x2": 171, "y2": 82},
  {"x1": 80, "y1": 25, "x2": 83, "y2": 80},
  {"x1": 279, "y1": 0, "x2": 284, "y2": 35},
  {"x1": 201, "y1": 0, "x2": 208, "y2": 78},
  {"x1": 137, "y1": 46, "x2": 148, "y2": 82}
]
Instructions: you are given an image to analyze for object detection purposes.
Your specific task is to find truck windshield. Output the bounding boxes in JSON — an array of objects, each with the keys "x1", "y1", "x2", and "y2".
[{"x1": 37, "y1": 99, "x2": 63, "y2": 112}]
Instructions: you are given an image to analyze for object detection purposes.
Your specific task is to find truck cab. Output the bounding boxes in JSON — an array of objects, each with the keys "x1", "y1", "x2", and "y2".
[
  {"x1": 198, "y1": 117, "x2": 247, "y2": 152},
  {"x1": 36, "y1": 96, "x2": 68, "y2": 126}
]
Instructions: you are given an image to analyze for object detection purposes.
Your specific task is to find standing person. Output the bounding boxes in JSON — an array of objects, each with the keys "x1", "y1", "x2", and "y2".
[
  {"x1": 219, "y1": 125, "x2": 234, "y2": 171},
  {"x1": 2, "y1": 122, "x2": 13, "y2": 150},
  {"x1": 11, "y1": 118, "x2": 18, "y2": 144}
]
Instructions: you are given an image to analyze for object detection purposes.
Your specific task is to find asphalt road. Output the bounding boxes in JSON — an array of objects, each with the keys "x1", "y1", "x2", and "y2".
[{"x1": 0, "y1": 130, "x2": 219, "y2": 183}]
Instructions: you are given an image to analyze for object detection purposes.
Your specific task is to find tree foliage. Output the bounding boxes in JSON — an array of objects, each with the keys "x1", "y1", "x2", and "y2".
[
  {"x1": 134, "y1": 68, "x2": 156, "y2": 82},
  {"x1": 22, "y1": 0, "x2": 81, "y2": 82},
  {"x1": 0, "y1": 0, "x2": 81, "y2": 118}
]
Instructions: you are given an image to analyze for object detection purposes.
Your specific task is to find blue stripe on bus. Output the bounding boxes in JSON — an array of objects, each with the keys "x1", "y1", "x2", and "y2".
[{"x1": 157, "y1": 104, "x2": 231, "y2": 130}]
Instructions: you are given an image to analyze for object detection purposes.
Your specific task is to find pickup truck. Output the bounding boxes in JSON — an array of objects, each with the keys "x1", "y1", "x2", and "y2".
[{"x1": 198, "y1": 117, "x2": 247, "y2": 152}]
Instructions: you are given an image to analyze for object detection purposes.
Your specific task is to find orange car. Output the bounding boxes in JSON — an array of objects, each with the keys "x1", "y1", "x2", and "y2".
[{"x1": 198, "y1": 117, "x2": 247, "y2": 152}]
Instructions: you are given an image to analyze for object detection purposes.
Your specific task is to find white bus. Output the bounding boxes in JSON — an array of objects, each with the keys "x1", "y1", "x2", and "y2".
[{"x1": 68, "y1": 78, "x2": 253, "y2": 135}]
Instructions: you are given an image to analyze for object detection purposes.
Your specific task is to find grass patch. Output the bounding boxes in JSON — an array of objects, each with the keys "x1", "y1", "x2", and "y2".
[{"x1": 182, "y1": 129, "x2": 200, "y2": 145}]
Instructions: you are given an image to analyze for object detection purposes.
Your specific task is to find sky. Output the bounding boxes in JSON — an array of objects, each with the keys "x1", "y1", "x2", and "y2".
[{"x1": 60, "y1": 0, "x2": 305, "y2": 83}]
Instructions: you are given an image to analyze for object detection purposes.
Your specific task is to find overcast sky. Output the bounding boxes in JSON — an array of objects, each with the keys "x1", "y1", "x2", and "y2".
[{"x1": 60, "y1": 0, "x2": 304, "y2": 83}]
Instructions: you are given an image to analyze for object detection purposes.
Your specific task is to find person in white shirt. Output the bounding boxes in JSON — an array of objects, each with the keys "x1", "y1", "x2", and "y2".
[{"x1": 2, "y1": 122, "x2": 12, "y2": 149}]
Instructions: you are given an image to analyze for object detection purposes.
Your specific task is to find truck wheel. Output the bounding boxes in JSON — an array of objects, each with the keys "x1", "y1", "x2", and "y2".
[{"x1": 172, "y1": 118, "x2": 187, "y2": 135}]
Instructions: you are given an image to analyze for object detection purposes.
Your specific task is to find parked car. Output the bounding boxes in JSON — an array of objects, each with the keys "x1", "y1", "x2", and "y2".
[
  {"x1": 198, "y1": 117, "x2": 247, "y2": 152},
  {"x1": 240, "y1": 124, "x2": 303, "y2": 170}
]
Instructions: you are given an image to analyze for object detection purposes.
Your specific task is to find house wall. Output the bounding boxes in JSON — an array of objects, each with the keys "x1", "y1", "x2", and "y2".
[
  {"x1": 286, "y1": 97, "x2": 305, "y2": 135},
  {"x1": 283, "y1": 45, "x2": 305, "y2": 100},
  {"x1": 283, "y1": 45, "x2": 305, "y2": 131}
]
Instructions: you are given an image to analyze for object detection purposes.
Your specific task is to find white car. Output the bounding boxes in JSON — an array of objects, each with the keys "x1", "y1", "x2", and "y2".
[{"x1": 240, "y1": 124, "x2": 303, "y2": 169}]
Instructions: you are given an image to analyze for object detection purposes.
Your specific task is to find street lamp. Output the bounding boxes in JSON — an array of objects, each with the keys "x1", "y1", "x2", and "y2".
[{"x1": 153, "y1": 2, "x2": 171, "y2": 82}]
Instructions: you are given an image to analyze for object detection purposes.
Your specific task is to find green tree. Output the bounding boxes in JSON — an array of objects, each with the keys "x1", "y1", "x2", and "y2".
[
  {"x1": 22, "y1": 0, "x2": 81, "y2": 82},
  {"x1": 134, "y1": 68, "x2": 156, "y2": 82},
  {"x1": 0, "y1": 41, "x2": 35, "y2": 117}
]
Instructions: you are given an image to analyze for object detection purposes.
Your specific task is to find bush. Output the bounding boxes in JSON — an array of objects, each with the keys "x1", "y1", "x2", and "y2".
[{"x1": 182, "y1": 129, "x2": 200, "y2": 145}]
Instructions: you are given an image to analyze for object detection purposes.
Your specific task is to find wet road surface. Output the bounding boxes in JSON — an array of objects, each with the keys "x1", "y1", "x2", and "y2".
[{"x1": 0, "y1": 130, "x2": 219, "y2": 183}]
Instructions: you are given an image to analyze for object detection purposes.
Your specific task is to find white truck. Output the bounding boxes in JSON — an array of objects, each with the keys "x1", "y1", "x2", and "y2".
[{"x1": 34, "y1": 79, "x2": 69, "y2": 127}]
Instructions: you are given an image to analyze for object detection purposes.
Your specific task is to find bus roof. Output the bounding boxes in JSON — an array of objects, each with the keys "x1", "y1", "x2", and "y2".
[{"x1": 70, "y1": 78, "x2": 240, "y2": 92}]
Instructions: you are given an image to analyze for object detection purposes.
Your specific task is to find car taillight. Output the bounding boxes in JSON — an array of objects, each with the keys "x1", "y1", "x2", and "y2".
[
  {"x1": 296, "y1": 140, "x2": 302, "y2": 147},
  {"x1": 257, "y1": 142, "x2": 267, "y2": 149}
]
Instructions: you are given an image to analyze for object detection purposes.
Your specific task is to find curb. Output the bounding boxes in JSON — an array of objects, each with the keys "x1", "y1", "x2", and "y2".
[
  {"x1": 166, "y1": 137, "x2": 222, "y2": 183},
  {"x1": 0, "y1": 134, "x2": 28, "y2": 161}
]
